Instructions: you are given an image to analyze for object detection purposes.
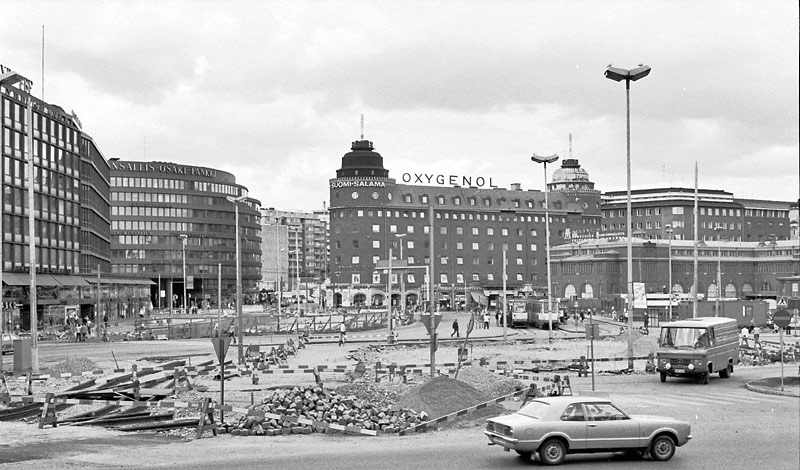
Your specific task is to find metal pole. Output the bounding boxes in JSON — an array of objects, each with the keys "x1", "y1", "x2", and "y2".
[
  {"x1": 400, "y1": 241, "x2": 405, "y2": 315},
  {"x1": 544, "y1": 162, "x2": 553, "y2": 349},
  {"x1": 181, "y1": 235, "x2": 188, "y2": 315},
  {"x1": 217, "y1": 263, "x2": 221, "y2": 316},
  {"x1": 428, "y1": 204, "x2": 436, "y2": 378},
  {"x1": 276, "y1": 225, "x2": 281, "y2": 317},
  {"x1": 590, "y1": 308, "x2": 595, "y2": 391},
  {"x1": 716, "y1": 229, "x2": 722, "y2": 317},
  {"x1": 779, "y1": 328, "x2": 785, "y2": 391},
  {"x1": 387, "y1": 248, "x2": 393, "y2": 337},
  {"x1": 502, "y1": 248, "x2": 507, "y2": 343},
  {"x1": 625, "y1": 79, "x2": 634, "y2": 370},
  {"x1": 667, "y1": 227, "x2": 673, "y2": 322},
  {"x1": 295, "y1": 229, "x2": 300, "y2": 320},
  {"x1": 234, "y1": 203, "x2": 242, "y2": 363},
  {"x1": 692, "y1": 163, "x2": 699, "y2": 318},
  {"x1": 26, "y1": 82, "x2": 39, "y2": 373},
  {"x1": 96, "y1": 266, "x2": 101, "y2": 343}
]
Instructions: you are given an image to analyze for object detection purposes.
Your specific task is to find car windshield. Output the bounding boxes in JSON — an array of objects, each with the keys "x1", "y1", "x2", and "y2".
[
  {"x1": 518, "y1": 400, "x2": 550, "y2": 418},
  {"x1": 659, "y1": 327, "x2": 711, "y2": 349}
]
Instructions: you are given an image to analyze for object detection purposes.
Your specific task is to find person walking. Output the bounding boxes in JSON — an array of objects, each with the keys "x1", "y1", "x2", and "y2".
[
  {"x1": 483, "y1": 312, "x2": 491, "y2": 329},
  {"x1": 753, "y1": 325, "x2": 761, "y2": 348},
  {"x1": 451, "y1": 318, "x2": 460, "y2": 337},
  {"x1": 338, "y1": 322, "x2": 347, "y2": 346}
]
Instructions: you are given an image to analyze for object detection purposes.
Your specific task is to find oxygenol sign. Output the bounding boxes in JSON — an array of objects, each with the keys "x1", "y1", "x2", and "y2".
[{"x1": 401, "y1": 173, "x2": 499, "y2": 188}]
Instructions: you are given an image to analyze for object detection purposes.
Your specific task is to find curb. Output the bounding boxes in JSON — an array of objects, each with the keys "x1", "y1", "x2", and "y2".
[{"x1": 744, "y1": 378, "x2": 800, "y2": 398}]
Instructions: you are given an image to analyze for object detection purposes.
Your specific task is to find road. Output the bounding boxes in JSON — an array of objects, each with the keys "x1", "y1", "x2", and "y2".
[{"x1": 2, "y1": 362, "x2": 797, "y2": 469}]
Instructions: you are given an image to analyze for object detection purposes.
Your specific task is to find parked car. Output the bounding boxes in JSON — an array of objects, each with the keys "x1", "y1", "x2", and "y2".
[
  {"x1": 484, "y1": 396, "x2": 692, "y2": 465},
  {"x1": 1, "y1": 332, "x2": 20, "y2": 355}
]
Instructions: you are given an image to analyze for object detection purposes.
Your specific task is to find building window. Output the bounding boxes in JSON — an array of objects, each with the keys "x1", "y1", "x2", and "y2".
[
  {"x1": 673, "y1": 207, "x2": 684, "y2": 215},
  {"x1": 408, "y1": 274, "x2": 416, "y2": 283},
  {"x1": 516, "y1": 243, "x2": 523, "y2": 251},
  {"x1": 408, "y1": 241, "x2": 415, "y2": 249},
  {"x1": 457, "y1": 257, "x2": 463, "y2": 265},
  {"x1": 472, "y1": 273, "x2": 480, "y2": 281},
  {"x1": 487, "y1": 273, "x2": 494, "y2": 281},
  {"x1": 407, "y1": 225, "x2": 414, "y2": 233},
  {"x1": 352, "y1": 256, "x2": 360, "y2": 264},
  {"x1": 456, "y1": 226, "x2": 463, "y2": 235},
  {"x1": 440, "y1": 227, "x2": 447, "y2": 235},
  {"x1": 487, "y1": 227, "x2": 494, "y2": 236},
  {"x1": 530, "y1": 243, "x2": 537, "y2": 251},
  {"x1": 440, "y1": 274, "x2": 448, "y2": 283},
  {"x1": 353, "y1": 240, "x2": 359, "y2": 248},
  {"x1": 454, "y1": 197, "x2": 461, "y2": 205},
  {"x1": 372, "y1": 224, "x2": 380, "y2": 233},
  {"x1": 440, "y1": 256, "x2": 448, "y2": 265},
  {"x1": 352, "y1": 273, "x2": 360, "y2": 284},
  {"x1": 516, "y1": 273, "x2": 523, "y2": 281},
  {"x1": 372, "y1": 240, "x2": 380, "y2": 249},
  {"x1": 373, "y1": 272, "x2": 381, "y2": 284},
  {"x1": 469, "y1": 197, "x2": 476, "y2": 206},
  {"x1": 437, "y1": 196, "x2": 445, "y2": 205},
  {"x1": 472, "y1": 242, "x2": 479, "y2": 250},
  {"x1": 390, "y1": 225, "x2": 397, "y2": 233},
  {"x1": 472, "y1": 227, "x2": 479, "y2": 235}
]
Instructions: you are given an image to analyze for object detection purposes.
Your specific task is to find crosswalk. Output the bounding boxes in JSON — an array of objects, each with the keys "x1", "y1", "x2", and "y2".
[{"x1": 610, "y1": 389, "x2": 794, "y2": 410}]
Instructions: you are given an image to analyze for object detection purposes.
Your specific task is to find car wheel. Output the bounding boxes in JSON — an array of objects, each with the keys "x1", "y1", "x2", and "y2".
[
  {"x1": 660, "y1": 371, "x2": 667, "y2": 383},
  {"x1": 650, "y1": 435, "x2": 676, "y2": 461},
  {"x1": 539, "y1": 438, "x2": 566, "y2": 466},
  {"x1": 719, "y1": 364, "x2": 731, "y2": 378},
  {"x1": 515, "y1": 450, "x2": 533, "y2": 460}
]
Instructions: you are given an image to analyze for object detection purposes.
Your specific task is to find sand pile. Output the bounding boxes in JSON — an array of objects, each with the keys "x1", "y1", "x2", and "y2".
[
  {"x1": 393, "y1": 376, "x2": 502, "y2": 420},
  {"x1": 40, "y1": 357, "x2": 97, "y2": 376}
]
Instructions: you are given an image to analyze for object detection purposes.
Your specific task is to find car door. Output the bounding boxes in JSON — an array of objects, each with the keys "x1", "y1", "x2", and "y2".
[
  {"x1": 557, "y1": 403, "x2": 588, "y2": 450},
  {"x1": 584, "y1": 403, "x2": 640, "y2": 450}
]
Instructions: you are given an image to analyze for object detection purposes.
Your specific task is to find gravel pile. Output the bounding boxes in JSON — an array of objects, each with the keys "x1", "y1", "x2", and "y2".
[
  {"x1": 40, "y1": 357, "x2": 98, "y2": 376},
  {"x1": 454, "y1": 365, "x2": 524, "y2": 397},
  {"x1": 225, "y1": 385, "x2": 426, "y2": 436}
]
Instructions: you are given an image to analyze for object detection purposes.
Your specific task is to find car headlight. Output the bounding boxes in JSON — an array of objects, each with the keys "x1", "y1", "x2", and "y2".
[
  {"x1": 688, "y1": 363, "x2": 695, "y2": 371},
  {"x1": 665, "y1": 363, "x2": 671, "y2": 370}
]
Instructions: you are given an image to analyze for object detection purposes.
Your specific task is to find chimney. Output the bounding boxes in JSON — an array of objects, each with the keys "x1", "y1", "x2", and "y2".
[{"x1": 510, "y1": 183, "x2": 522, "y2": 191}]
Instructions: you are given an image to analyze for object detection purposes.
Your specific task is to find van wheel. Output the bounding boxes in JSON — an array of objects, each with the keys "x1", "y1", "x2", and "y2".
[
  {"x1": 660, "y1": 371, "x2": 667, "y2": 383},
  {"x1": 702, "y1": 372, "x2": 710, "y2": 384},
  {"x1": 719, "y1": 364, "x2": 731, "y2": 378}
]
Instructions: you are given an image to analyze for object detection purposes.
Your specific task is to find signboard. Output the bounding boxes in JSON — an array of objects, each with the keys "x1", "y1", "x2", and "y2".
[
  {"x1": 772, "y1": 309, "x2": 792, "y2": 328},
  {"x1": 777, "y1": 297, "x2": 788, "y2": 309},
  {"x1": 212, "y1": 336, "x2": 232, "y2": 364},
  {"x1": 187, "y1": 275, "x2": 194, "y2": 290},
  {"x1": 419, "y1": 313, "x2": 442, "y2": 334},
  {"x1": 633, "y1": 282, "x2": 647, "y2": 309},
  {"x1": 375, "y1": 260, "x2": 408, "y2": 269}
]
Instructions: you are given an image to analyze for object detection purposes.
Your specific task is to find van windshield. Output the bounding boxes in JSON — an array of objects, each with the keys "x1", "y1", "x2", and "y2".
[{"x1": 659, "y1": 327, "x2": 712, "y2": 349}]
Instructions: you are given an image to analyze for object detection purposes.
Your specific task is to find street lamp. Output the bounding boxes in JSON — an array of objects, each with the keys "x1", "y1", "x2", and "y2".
[
  {"x1": 226, "y1": 194, "x2": 247, "y2": 364},
  {"x1": 605, "y1": 63, "x2": 651, "y2": 369},
  {"x1": 665, "y1": 225, "x2": 673, "y2": 321},
  {"x1": 179, "y1": 235, "x2": 188, "y2": 315},
  {"x1": 395, "y1": 233, "x2": 407, "y2": 316},
  {"x1": 531, "y1": 153, "x2": 559, "y2": 348},
  {"x1": 714, "y1": 225, "x2": 723, "y2": 317}
]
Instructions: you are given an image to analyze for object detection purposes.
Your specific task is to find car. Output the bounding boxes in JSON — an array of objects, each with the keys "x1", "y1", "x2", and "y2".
[
  {"x1": 484, "y1": 396, "x2": 692, "y2": 465},
  {"x1": 1, "y1": 332, "x2": 20, "y2": 355}
]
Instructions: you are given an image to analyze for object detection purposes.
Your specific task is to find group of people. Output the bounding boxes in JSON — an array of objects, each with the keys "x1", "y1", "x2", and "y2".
[{"x1": 66, "y1": 314, "x2": 99, "y2": 342}]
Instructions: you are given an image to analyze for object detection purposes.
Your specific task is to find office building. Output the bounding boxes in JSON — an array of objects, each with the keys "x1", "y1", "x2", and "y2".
[{"x1": 109, "y1": 160, "x2": 262, "y2": 310}]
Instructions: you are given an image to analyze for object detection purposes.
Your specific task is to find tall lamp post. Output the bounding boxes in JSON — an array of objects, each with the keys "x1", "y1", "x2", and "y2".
[
  {"x1": 531, "y1": 153, "x2": 559, "y2": 348},
  {"x1": 226, "y1": 195, "x2": 247, "y2": 364},
  {"x1": 665, "y1": 225, "x2": 673, "y2": 321},
  {"x1": 714, "y1": 225, "x2": 723, "y2": 317},
  {"x1": 179, "y1": 235, "x2": 188, "y2": 315},
  {"x1": 395, "y1": 233, "x2": 407, "y2": 315},
  {"x1": 605, "y1": 64, "x2": 651, "y2": 369}
]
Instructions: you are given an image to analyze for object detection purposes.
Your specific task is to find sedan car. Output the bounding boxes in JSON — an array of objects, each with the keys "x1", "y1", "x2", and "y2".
[{"x1": 485, "y1": 396, "x2": 691, "y2": 465}]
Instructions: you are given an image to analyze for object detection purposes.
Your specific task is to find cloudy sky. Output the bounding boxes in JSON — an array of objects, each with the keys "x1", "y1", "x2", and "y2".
[{"x1": 3, "y1": 1, "x2": 798, "y2": 211}]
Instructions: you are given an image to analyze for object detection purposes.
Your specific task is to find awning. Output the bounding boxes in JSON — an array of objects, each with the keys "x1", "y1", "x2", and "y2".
[
  {"x1": 36, "y1": 274, "x2": 61, "y2": 287},
  {"x1": 470, "y1": 292, "x2": 482, "y2": 303},
  {"x1": 83, "y1": 277, "x2": 153, "y2": 285},
  {"x1": 1, "y1": 273, "x2": 30, "y2": 286},
  {"x1": 51, "y1": 275, "x2": 90, "y2": 286}
]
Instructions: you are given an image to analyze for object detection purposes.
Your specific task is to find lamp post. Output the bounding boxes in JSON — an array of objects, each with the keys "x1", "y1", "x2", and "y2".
[
  {"x1": 605, "y1": 64, "x2": 651, "y2": 369},
  {"x1": 502, "y1": 247, "x2": 508, "y2": 343},
  {"x1": 395, "y1": 233, "x2": 407, "y2": 315},
  {"x1": 665, "y1": 225, "x2": 673, "y2": 321},
  {"x1": 714, "y1": 225, "x2": 723, "y2": 317},
  {"x1": 531, "y1": 153, "x2": 559, "y2": 348},
  {"x1": 226, "y1": 195, "x2": 247, "y2": 364},
  {"x1": 179, "y1": 235, "x2": 188, "y2": 315},
  {"x1": 293, "y1": 229, "x2": 300, "y2": 319}
]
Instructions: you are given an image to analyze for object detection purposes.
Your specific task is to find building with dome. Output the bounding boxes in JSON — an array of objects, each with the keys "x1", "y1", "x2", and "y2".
[{"x1": 328, "y1": 138, "x2": 602, "y2": 310}]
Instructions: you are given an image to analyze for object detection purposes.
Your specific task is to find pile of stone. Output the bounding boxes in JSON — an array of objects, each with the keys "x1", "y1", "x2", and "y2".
[{"x1": 225, "y1": 385, "x2": 426, "y2": 436}]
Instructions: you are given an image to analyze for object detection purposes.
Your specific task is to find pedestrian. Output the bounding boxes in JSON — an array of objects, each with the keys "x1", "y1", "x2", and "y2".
[
  {"x1": 338, "y1": 322, "x2": 347, "y2": 346},
  {"x1": 495, "y1": 311, "x2": 500, "y2": 326},
  {"x1": 79, "y1": 322, "x2": 87, "y2": 342},
  {"x1": 451, "y1": 318, "x2": 460, "y2": 337},
  {"x1": 103, "y1": 313, "x2": 109, "y2": 331},
  {"x1": 753, "y1": 325, "x2": 761, "y2": 347},
  {"x1": 483, "y1": 312, "x2": 490, "y2": 329},
  {"x1": 579, "y1": 310, "x2": 585, "y2": 323},
  {"x1": 228, "y1": 322, "x2": 236, "y2": 344},
  {"x1": 643, "y1": 312, "x2": 649, "y2": 330},
  {"x1": 740, "y1": 326, "x2": 750, "y2": 347}
]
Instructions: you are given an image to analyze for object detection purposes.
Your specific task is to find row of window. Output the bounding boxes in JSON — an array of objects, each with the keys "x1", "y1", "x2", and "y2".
[
  {"x1": 346, "y1": 271, "x2": 536, "y2": 286},
  {"x1": 112, "y1": 263, "x2": 261, "y2": 277},
  {"x1": 4, "y1": 214, "x2": 80, "y2": 249},
  {"x1": 603, "y1": 206, "x2": 789, "y2": 219},
  {"x1": 333, "y1": 208, "x2": 568, "y2": 224},
  {"x1": 399, "y1": 192, "x2": 558, "y2": 210},
  {"x1": 112, "y1": 192, "x2": 188, "y2": 204},
  {"x1": 2, "y1": 242, "x2": 79, "y2": 272},
  {"x1": 2, "y1": 99, "x2": 79, "y2": 147}
]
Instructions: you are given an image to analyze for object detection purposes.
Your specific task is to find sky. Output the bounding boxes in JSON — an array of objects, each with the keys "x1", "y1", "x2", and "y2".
[{"x1": 2, "y1": 0, "x2": 798, "y2": 212}]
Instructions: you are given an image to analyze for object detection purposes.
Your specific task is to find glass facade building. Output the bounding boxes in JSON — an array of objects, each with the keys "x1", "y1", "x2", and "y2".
[{"x1": 109, "y1": 160, "x2": 262, "y2": 311}]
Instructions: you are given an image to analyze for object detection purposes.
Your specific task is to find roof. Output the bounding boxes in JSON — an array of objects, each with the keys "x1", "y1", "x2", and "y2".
[{"x1": 662, "y1": 317, "x2": 737, "y2": 328}]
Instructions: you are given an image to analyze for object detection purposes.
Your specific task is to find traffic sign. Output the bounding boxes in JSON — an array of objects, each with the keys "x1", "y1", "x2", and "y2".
[
  {"x1": 212, "y1": 336, "x2": 232, "y2": 363},
  {"x1": 777, "y1": 297, "x2": 788, "y2": 308},
  {"x1": 419, "y1": 313, "x2": 442, "y2": 334},
  {"x1": 772, "y1": 309, "x2": 792, "y2": 328}
]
